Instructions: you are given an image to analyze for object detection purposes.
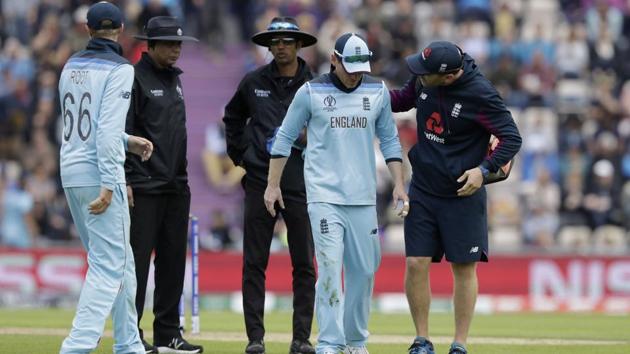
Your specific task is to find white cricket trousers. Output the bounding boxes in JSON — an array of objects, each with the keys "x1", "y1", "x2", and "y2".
[
  {"x1": 60, "y1": 184, "x2": 144, "y2": 354},
  {"x1": 307, "y1": 202, "x2": 381, "y2": 354}
]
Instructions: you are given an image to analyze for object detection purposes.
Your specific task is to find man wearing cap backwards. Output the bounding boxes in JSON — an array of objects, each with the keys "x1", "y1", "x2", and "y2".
[
  {"x1": 389, "y1": 41, "x2": 522, "y2": 354},
  {"x1": 58, "y1": 2, "x2": 153, "y2": 353},
  {"x1": 125, "y1": 16, "x2": 203, "y2": 354},
  {"x1": 223, "y1": 16, "x2": 318, "y2": 354},
  {"x1": 265, "y1": 33, "x2": 409, "y2": 354}
]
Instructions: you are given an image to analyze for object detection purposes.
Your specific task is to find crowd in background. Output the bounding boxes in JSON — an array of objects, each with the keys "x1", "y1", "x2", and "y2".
[{"x1": 1, "y1": 0, "x2": 629, "y2": 253}]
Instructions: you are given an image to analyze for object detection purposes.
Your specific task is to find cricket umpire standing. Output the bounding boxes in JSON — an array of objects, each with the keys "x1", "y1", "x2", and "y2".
[
  {"x1": 390, "y1": 41, "x2": 522, "y2": 354},
  {"x1": 125, "y1": 16, "x2": 203, "y2": 354},
  {"x1": 223, "y1": 17, "x2": 317, "y2": 354}
]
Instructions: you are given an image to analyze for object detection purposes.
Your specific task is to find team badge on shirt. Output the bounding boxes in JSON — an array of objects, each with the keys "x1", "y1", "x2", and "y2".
[
  {"x1": 362, "y1": 97, "x2": 370, "y2": 111},
  {"x1": 451, "y1": 102, "x2": 462, "y2": 118}
]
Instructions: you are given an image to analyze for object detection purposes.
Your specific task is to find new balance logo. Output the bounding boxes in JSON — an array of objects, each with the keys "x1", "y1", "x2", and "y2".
[
  {"x1": 363, "y1": 97, "x2": 370, "y2": 110},
  {"x1": 320, "y1": 219, "x2": 329, "y2": 234},
  {"x1": 420, "y1": 92, "x2": 427, "y2": 100},
  {"x1": 170, "y1": 338, "x2": 183, "y2": 349},
  {"x1": 370, "y1": 228, "x2": 378, "y2": 235},
  {"x1": 469, "y1": 246, "x2": 479, "y2": 253}
]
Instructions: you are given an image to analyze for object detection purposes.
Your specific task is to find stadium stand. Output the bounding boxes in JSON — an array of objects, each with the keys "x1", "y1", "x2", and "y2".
[{"x1": 0, "y1": 0, "x2": 628, "y2": 254}]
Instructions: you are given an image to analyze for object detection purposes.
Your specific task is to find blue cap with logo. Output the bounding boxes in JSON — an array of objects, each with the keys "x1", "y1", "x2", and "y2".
[
  {"x1": 334, "y1": 33, "x2": 372, "y2": 74},
  {"x1": 87, "y1": 1, "x2": 123, "y2": 30},
  {"x1": 406, "y1": 41, "x2": 463, "y2": 75}
]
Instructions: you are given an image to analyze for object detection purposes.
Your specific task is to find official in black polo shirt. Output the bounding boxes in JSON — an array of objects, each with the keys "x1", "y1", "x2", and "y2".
[{"x1": 223, "y1": 16, "x2": 317, "y2": 354}]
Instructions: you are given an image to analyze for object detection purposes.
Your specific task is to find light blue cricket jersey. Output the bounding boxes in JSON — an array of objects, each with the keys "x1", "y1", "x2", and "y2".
[
  {"x1": 59, "y1": 38, "x2": 134, "y2": 190},
  {"x1": 271, "y1": 73, "x2": 402, "y2": 205}
]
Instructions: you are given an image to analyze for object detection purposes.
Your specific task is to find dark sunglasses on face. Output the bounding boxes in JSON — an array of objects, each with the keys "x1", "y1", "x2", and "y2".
[
  {"x1": 270, "y1": 38, "x2": 297, "y2": 46},
  {"x1": 334, "y1": 50, "x2": 372, "y2": 63}
]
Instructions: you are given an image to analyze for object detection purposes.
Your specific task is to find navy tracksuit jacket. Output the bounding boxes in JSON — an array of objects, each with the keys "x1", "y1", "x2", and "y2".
[{"x1": 390, "y1": 54, "x2": 522, "y2": 198}]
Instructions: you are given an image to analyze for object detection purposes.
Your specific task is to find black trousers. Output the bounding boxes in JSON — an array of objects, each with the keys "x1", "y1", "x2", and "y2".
[
  {"x1": 130, "y1": 192, "x2": 191, "y2": 344},
  {"x1": 242, "y1": 186, "x2": 315, "y2": 341}
]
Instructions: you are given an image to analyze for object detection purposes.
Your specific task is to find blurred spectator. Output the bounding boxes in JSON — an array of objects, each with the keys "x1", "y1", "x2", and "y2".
[
  {"x1": 493, "y1": 2, "x2": 516, "y2": 40},
  {"x1": 589, "y1": 29, "x2": 617, "y2": 71},
  {"x1": 583, "y1": 159, "x2": 623, "y2": 228},
  {"x1": 522, "y1": 169, "x2": 560, "y2": 247},
  {"x1": 458, "y1": 20, "x2": 490, "y2": 65},
  {"x1": 555, "y1": 24, "x2": 589, "y2": 78},
  {"x1": 518, "y1": 51, "x2": 556, "y2": 106},
  {"x1": 1, "y1": 0, "x2": 36, "y2": 44},
  {"x1": 455, "y1": 0, "x2": 494, "y2": 30},
  {"x1": 354, "y1": 0, "x2": 386, "y2": 30},
  {"x1": 559, "y1": 168, "x2": 588, "y2": 226},
  {"x1": 30, "y1": 13, "x2": 71, "y2": 71},
  {"x1": 585, "y1": 0, "x2": 624, "y2": 43},
  {"x1": 520, "y1": 23, "x2": 555, "y2": 66},
  {"x1": 136, "y1": 0, "x2": 171, "y2": 35},
  {"x1": 1, "y1": 166, "x2": 35, "y2": 248},
  {"x1": 486, "y1": 54, "x2": 524, "y2": 107}
]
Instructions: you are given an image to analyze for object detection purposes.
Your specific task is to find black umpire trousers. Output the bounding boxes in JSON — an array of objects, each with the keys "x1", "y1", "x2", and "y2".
[
  {"x1": 242, "y1": 185, "x2": 315, "y2": 342},
  {"x1": 130, "y1": 191, "x2": 191, "y2": 344}
]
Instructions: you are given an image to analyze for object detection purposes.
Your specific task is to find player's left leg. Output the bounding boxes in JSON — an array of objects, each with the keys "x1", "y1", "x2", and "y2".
[
  {"x1": 341, "y1": 205, "x2": 380, "y2": 350},
  {"x1": 111, "y1": 185, "x2": 144, "y2": 354},
  {"x1": 438, "y1": 188, "x2": 488, "y2": 353},
  {"x1": 451, "y1": 262, "x2": 477, "y2": 346}
]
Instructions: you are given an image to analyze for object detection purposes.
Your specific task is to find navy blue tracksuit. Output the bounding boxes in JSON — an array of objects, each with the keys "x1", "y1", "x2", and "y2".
[{"x1": 390, "y1": 54, "x2": 522, "y2": 262}]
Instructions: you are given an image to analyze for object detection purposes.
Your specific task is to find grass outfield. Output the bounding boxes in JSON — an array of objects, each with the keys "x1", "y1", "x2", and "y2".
[{"x1": 0, "y1": 309, "x2": 628, "y2": 353}]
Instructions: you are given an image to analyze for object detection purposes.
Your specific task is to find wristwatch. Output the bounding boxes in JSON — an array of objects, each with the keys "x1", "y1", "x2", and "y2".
[{"x1": 478, "y1": 165, "x2": 490, "y2": 178}]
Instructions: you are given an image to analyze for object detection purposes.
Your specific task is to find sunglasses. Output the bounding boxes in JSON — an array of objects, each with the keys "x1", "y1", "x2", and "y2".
[
  {"x1": 270, "y1": 38, "x2": 297, "y2": 46},
  {"x1": 335, "y1": 50, "x2": 372, "y2": 63}
]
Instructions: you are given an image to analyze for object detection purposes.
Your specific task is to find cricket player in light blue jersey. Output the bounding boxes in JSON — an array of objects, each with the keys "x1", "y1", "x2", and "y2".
[
  {"x1": 58, "y1": 2, "x2": 153, "y2": 353},
  {"x1": 265, "y1": 33, "x2": 410, "y2": 354}
]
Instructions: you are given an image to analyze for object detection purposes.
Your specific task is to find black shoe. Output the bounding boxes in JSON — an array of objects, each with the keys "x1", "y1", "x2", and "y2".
[
  {"x1": 156, "y1": 337, "x2": 204, "y2": 353},
  {"x1": 408, "y1": 338, "x2": 435, "y2": 354},
  {"x1": 448, "y1": 343, "x2": 467, "y2": 354},
  {"x1": 245, "y1": 339, "x2": 265, "y2": 354},
  {"x1": 290, "y1": 339, "x2": 315, "y2": 354},
  {"x1": 142, "y1": 339, "x2": 158, "y2": 354}
]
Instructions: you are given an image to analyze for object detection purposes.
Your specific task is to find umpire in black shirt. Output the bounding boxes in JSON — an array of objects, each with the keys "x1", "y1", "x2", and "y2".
[
  {"x1": 125, "y1": 16, "x2": 203, "y2": 354},
  {"x1": 223, "y1": 17, "x2": 317, "y2": 354}
]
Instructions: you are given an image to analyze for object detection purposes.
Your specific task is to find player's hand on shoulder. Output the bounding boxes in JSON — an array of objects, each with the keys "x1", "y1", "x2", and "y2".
[
  {"x1": 128, "y1": 135, "x2": 153, "y2": 162},
  {"x1": 456, "y1": 167, "x2": 483, "y2": 197},
  {"x1": 263, "y1": 185, "x2": 284, "y2": 217},
  {"x1": 88, "y1": 187, "x2": 113, "y2": 214}
]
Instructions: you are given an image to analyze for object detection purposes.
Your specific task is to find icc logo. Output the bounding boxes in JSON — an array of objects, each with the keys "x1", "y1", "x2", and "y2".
[
  {"x1": 323, "y1": 95, "x2": 337, "y2": 112},
  {"x1": 426, "y1": 112, "x2": 444, "y2": 135}
]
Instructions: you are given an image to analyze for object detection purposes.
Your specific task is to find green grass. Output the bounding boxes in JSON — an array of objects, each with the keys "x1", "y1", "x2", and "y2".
[{"x1": 0, "y1": 309, "x2": 628, "y2": 353}]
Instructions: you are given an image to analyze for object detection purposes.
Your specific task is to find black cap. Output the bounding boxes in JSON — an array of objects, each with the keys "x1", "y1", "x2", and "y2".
[
  {"x1": 406, "y1": 41, "x2": 463, "y2": 75},
  {"x1": 134, "y1": 16, "x2": 198, "y2": 42},
  {"x1": 251, "y1": 16, "x2": 317, "y2": 47},
  {"x1": 87, "y1": 1, "x2": 122, "y2": 30}
]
